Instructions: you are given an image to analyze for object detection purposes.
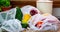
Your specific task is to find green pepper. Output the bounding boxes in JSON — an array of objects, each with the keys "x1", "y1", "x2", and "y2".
[{"x1": 15, "y1": 7, "x2": 23, "y2": 21}]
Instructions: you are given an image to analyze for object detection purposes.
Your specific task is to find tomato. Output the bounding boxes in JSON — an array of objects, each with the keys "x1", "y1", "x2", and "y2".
[{"x1": 35, "y1": 21, "x2": 43, "y2": 28}]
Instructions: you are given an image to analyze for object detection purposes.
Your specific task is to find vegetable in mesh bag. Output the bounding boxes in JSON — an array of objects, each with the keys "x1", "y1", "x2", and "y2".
[
  {"x1": 15, "y1": 7, "x2": 23, "y2": 21},
  {"x1": 1, "y1": 19, "x2": 23, "y2": 32},
  {"x1": 21, "y1": 5, "x2": 41, "y2": 16},
  {"x1": 28, "y1": 13, "x2": 60, "y2": 32}
]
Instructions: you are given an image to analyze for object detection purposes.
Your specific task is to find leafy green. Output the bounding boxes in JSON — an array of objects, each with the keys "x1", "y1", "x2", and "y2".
[
  {"x1": 0, "y1": 0, "x2": 10, "y2": 7},
  {"x1": 15, "y1": 7, "x2": 23, "y2": 21}
]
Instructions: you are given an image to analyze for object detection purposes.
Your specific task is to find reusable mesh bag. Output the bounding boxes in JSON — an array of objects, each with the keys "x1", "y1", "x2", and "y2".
[
  {"x1": 0, "y1": 8, "x2": 16, "y2": 26},
  {"x1": 1, "y1": 19, "x2": 23, "y2": 32},
  {"x1": 21, "y1": 5, "x2": 41, "y2": 15},
  {"x1": 28, "y1": 14, "x2": 60, "y2": 32},
  {"x1": 0, "y1": 8, "x2": 16, "y2": 32}
]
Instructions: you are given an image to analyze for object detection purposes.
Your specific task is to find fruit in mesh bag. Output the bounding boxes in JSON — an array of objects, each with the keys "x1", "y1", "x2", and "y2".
[
  {"x1": 42, "y1": 13, "x2": 60, "y2": 24},
  {"x1": 28, "y1": 13, "x2": 60, "y2": 31},
  {"x1": 21, "y1": 5, "x2": 41, "y2": 16},
  {"x1": 30, "y1": 9, "x2": 38, "y2": 16},
  {"x1": 35, "y1": 21, "x2": 43, "y2": 28}
]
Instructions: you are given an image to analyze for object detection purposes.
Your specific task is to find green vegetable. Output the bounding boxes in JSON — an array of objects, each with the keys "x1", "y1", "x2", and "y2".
[
  {"x1": 21, "y1": 23, "x2": 28, "y2": 28},
  {"x1": 0, "y1": 0, "x2": 10, "y2": 7},
  {"x1": 15, "y1": 7, "x2": 23, "y2": 21}
]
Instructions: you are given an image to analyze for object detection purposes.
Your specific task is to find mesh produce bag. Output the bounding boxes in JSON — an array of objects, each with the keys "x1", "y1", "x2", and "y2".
[
  {"x1": 21, "y1": 5, "x2": 41, "y2": 15},
  {"x1": 28, "y1": 13, "x2": 60, "y2": 32},
  {"x1": 0, "y1": 8, "x2": 16, "y2": 32},
  {"x1": 1, "y1": 19, "x2": 23, "y2": 32},
  {"x1": 0, "y1": 8, "x2": 16, "y2": 26}
]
